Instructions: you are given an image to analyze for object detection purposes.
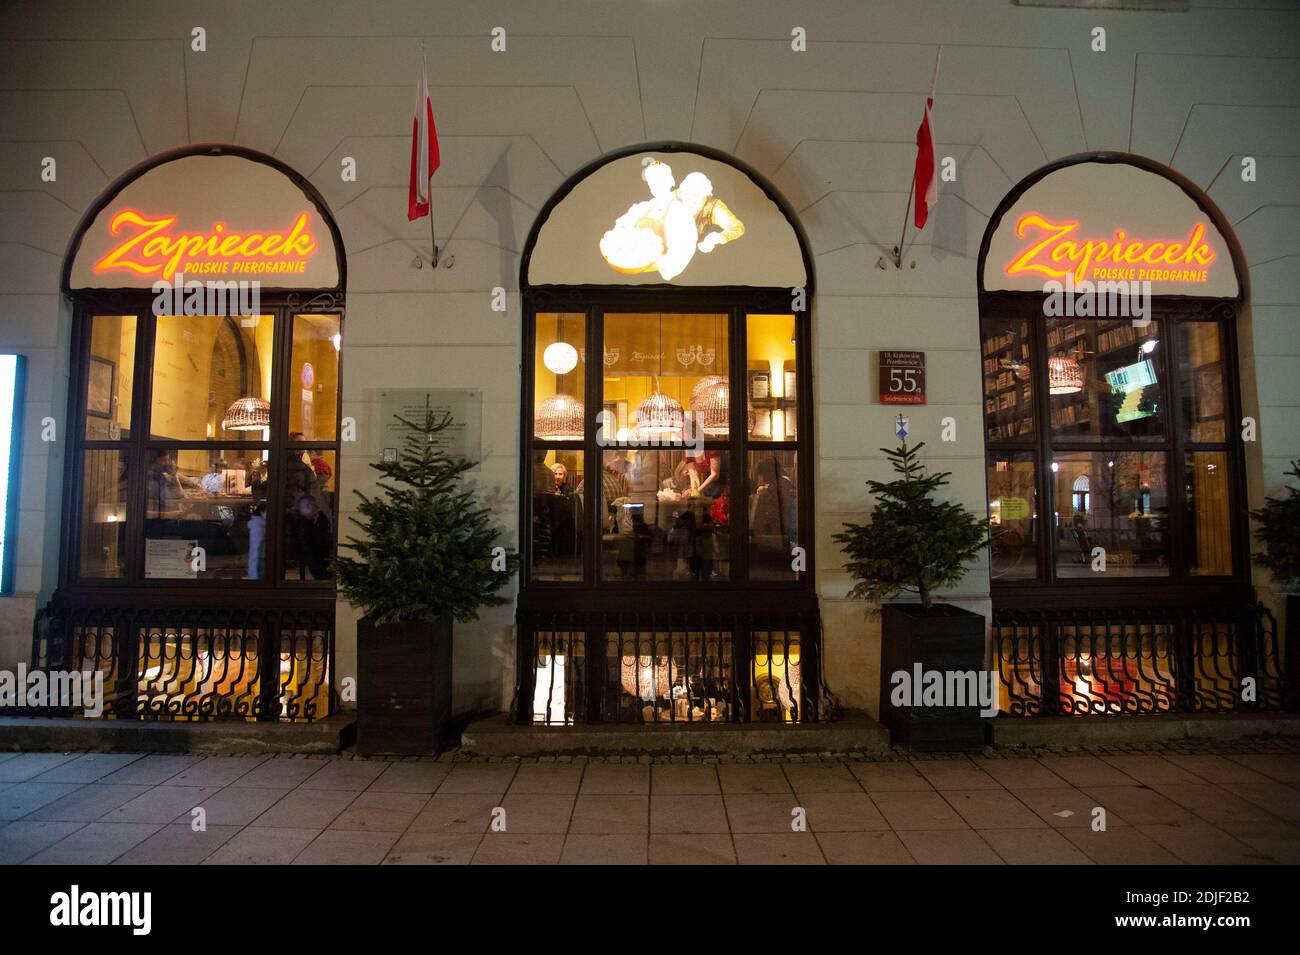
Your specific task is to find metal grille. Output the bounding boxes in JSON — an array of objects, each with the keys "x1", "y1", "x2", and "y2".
[
  {"x1": 993, "y1": 603, "x2": 1285, "y2": 716},
  {"x1": 517, "y1": 610, "x2": 817, "y2": 725},
  {"x1": 30, "y1": 604, "x2": 332, "y2": 722}
]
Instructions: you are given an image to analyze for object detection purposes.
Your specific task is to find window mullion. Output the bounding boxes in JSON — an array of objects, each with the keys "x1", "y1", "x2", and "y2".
[
  {"x1": 264, "y1": 306, "x2": 290, "y2": 584},
  {"x1": 730, "y1": 303, "x2": 749, "y2": 584},
  {"x1": 1165, "y1": 319, "x2": 1190, "y2": 578},
  {"x1": 584, "y1": 304, "x2": 600, "y2": 587},
  {"x1": 1033, "y1": 310, "x2": 1057, "y2": 586},
  {"x1": 124, "y1": 308, "x2": 153, "y2": 585}
]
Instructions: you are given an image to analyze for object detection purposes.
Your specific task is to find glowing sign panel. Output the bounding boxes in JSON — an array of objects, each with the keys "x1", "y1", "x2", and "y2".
[
  {"x1": 0, "y1": 354, "x2": 24, "y2": 595},
  {"x1": 599, "y1": 159, "x2": 745, "y2": 281},
  {"x1": 93, "y1": 209, "x2": 319, "y2": 281},
  {"x1": 982, "y1": 160, "x2": 1237, "y2": 298},
  {"x1": 1005, "y1": 214, "x2": 1217, "y2": 285}
]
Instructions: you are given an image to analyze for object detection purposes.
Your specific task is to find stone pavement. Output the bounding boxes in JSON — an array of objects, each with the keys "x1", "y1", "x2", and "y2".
[{"x1": 1, "y1": 742, "x2": 1298, "y2": 865}]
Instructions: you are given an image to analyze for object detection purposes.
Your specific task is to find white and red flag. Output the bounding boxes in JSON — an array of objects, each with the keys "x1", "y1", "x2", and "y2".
[
  {"x1": 913, "y1": 95, "x2": 937, "y2": 230},
  {"x1": 407, "y1": 61, "x2": 440, "y2": 222}
]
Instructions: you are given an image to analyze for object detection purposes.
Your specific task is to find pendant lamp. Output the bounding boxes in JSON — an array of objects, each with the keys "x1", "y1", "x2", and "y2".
[
  {"x1": 1047, "y1": 355, "x2": 1084, "y2": 395},
  {"x1": 535, "y1": 393, "x2": 585, "y2": 441},
  {"x1": 221, "y1": 396, "x2": 271, "y2": 431}
]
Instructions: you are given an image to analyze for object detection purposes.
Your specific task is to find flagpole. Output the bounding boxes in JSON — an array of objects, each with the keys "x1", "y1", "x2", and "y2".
[
  {"x1": 894, "y1": 174, "x2": 915, "y2": 269},
  {"x1": 894, "y1": 45, "x2": 942, "y2": 269},
  {"x1": 420, "y1": 40, "x2": 438, "y2": 267}
]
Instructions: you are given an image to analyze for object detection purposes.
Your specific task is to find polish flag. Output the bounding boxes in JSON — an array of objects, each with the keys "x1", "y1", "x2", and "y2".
[
  {"x1": 913, "y1": 96, "x2": 937, "y2": 230},
  {"x1": 407, "y1": 63, "x2": 440, "y2": 221}
]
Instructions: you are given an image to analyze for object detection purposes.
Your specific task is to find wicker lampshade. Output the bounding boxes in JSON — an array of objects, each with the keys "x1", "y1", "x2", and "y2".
[
  {"x1": 634, "y1": 391, "x2": 684, "y2": 440},
  {"x1": 689, "y1": 376, "x2": 754, "y2": 437},
  {"x1": 620, "y1": 653, "x2": 672, "y2": 700},
  {"x1": 689, "y1": 375, "x2": 724, "y2": 404},
  {"x1": 221, "y1": 396, "x2": 270, "y2": 431},
  {"x1": 534, "y1": 393, "x2": 584, "y2": 441},
  {"x1": 1047, "y1": 355, "x2": 1084, "y2": 395}
]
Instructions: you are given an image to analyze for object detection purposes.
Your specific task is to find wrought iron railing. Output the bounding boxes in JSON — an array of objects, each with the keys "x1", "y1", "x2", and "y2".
[
  {"x1": 993, "y1": 602, "x2": 1286, "y2": 716},
  {"x1": 516, "y1": 609, "x2": 821, "y2": 725},
  {"x1": 28, "y1": 603, "x2": 332, "y2": 722}
]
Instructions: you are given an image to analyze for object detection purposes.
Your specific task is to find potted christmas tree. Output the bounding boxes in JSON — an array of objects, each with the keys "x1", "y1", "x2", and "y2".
[
  {"x1": 336, "y1": 402, "x2": 518, "y2": 755},
  {"x1": 833, "y1": 441, "x2": 988, "y2": 751},
  {"x1": 1251, "y1": 459, "x2": 1300, "y2": 705}
]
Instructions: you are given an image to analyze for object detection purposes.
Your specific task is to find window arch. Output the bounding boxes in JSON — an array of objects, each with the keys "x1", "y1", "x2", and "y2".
[{"x1": 977, "y1": 152, "x2": 1249, "y2": 595}]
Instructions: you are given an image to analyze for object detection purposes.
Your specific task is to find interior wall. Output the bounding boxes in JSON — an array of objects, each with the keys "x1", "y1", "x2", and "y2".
[{"x1": 0, "y1": 1, "x2": 1296, "y2": 715}]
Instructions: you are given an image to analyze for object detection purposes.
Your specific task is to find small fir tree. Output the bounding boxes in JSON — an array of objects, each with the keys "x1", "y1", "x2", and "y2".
[
  {"x1": 833, "y1": 441, "x2": 987, "y2": 612},
  {"x1": 336, "y1": 402, "x2": 519, "y2": 625},
  {"x1": 1251, "y1": 459, "x2": 1300, "y2": 592}
]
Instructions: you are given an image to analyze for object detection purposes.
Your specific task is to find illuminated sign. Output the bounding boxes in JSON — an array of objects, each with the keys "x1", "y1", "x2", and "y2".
[
  {"x1": 1005, "y1": 214, "x2": 1216, "y2": 285},
  {"x1": 0, "y1": 355, "x2": 25, "y2": 595},
  {"x1": 599, "y1": 159, "x2": 745, "y2": 281},
  {"x1": 92, "y1": 210, "x2": 319, "y2": 281},
  {"x1": 983, "y1": 160, "x2": 1236, "y2": 297}
]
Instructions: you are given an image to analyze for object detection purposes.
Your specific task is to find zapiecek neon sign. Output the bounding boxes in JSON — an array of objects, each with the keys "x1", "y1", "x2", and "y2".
[
  {"x1": 93, "y1": 209, "x2": 319, "y2": 281},
  {"x1": 1005, "y1": 213, "x2": 1216, "y2": 284}
]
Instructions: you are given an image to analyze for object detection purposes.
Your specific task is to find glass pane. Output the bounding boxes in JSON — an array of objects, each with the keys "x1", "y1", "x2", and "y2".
[
  {"x1": 981, "y1": 317, "x2": 1033, "y2": 440},
  {"x1": 85, "y1": 315, "x2": 136, "y2": 440},
  {"x1": 1053, "y1": 451, "x2": 1170, "y2": 579},
  {"x1": 79, "y1": 450, "x2": 128, "y2": 578},
  {"x1": 600, "y1": 449, "x2": 730, "y2": 581},
  {"x1": 1186, "y1": 451, "x2": 1232, "y2": 575},
  {"x1": 748, "y1": 450, "x2": 799, "y2": 580},
  {"x1": 988, "y1": 453, "x2": 1038, "y2": 582},
  {"x1": 144, "y1": 448, "x2": 268, "y2": 580},
  {"x1": 288, "y1": 314, "x2": 340, "y2": 441},
  {"x1": 752, "y1": 631, "x2": 802, "y2": 722},
  {"x1": 283, "y1": 449, "x2": 336, "y2": 581},
  {"x1": 1179, "y1": 322, "x2": 1227, "y2": 443},
  {"x1": 605, "y1": 630, "x2": 733, "y2": 723},
  {"x1": 603, "y1": 313, "x2": 727, "y2": 443},
  {"x1": 747, "y1": 313, "x2": 796, "y2": 442},
  {"x1": 534, "y1": 312, "x2": 585, "y2": 441},
  {"x1": 1048, "y1": 319, "x2": 1163, "y2": 440},
  {"x1": 150, "y1": 314, "x2": 274, "y2": 442},
  {"x1": 530, "y1": 449, "x2": 584, "y2": 581}
]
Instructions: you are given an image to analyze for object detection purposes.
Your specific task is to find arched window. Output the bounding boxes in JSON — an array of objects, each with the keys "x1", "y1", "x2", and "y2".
[
  {"x1": 48, "y1": 144, "x2": 346, "y2": 721},
  {"x1": 517, "y1": 143, "x2": 818, "y2": 725},
  {"x1": 1071, "y1": 475, "x2": 1091, "y2": 515},
  {"x1": 978, "y1": 153, "x2": 1248, "y2": 595}
]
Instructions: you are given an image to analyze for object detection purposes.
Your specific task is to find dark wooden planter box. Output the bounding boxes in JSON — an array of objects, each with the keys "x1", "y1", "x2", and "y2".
[
  {"x1": 356, "y1": 614, "x2": 452, "y2": 756},
  {"x1": 879, "y1": 603, "x2": 988, "y2": 752}
]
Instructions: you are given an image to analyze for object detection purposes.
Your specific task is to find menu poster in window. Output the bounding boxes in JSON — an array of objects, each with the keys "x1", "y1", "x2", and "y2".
[
  {"x1": 145, "y1": 538, "x2": 199, "y2": 578},
  {"x1": 878, "y1": 351, "x2": 926, "y2": 405},
  {"x1": 378, "y1": 389, "x2": 482, "y2": 469}
]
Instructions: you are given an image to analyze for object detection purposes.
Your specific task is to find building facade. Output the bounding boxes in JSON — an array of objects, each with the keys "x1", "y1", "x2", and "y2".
[{"x1": 0, "y1": 0, "x2": 1296, "y2": 728}]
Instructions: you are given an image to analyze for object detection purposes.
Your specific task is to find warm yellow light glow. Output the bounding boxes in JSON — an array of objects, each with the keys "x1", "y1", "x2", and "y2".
[
  {"x1": 543, "y1": 341, "x2": 579, "y2": 375},
  {"x1": 599, "y1": 159, "x2": 745, "y2": 280}
]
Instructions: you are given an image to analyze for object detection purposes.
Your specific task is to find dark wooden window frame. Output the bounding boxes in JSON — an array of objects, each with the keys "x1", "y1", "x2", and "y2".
[
  {"x1": 59, "y1": 291, "x2": 345, "y2": 604},
  {"x1": 976, "y1": 152, "x2": 1253, "y2": 611},
  {"x1": 979, "y1": 294, "x2": 1249, "y2": 605},
  {"x1": 520, "y1": 285, "x2": 815, "y2": 610}
]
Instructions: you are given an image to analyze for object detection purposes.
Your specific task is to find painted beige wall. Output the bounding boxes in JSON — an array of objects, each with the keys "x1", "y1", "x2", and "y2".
[{"x1": 0, "y1": 1, "x2": 1297, "y2": 717}]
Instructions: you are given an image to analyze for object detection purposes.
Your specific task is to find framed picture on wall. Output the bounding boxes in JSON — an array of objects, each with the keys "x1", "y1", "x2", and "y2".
[{"x1": 86, "y1": 356, "x2": 116, "y2": 419}]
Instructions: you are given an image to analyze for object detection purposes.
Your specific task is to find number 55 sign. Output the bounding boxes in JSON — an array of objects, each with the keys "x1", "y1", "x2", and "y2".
[{"x1": 878, "y1": 350, "x2": 926, "y2": 405}]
